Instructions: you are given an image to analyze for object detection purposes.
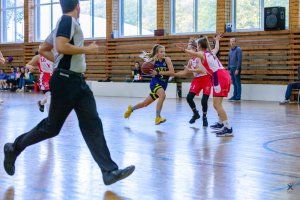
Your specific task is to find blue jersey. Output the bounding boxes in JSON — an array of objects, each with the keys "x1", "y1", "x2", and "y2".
[
  {"x1": 151, "y1": 58, "x2": 169, "y2": 83},
  {"x1": 149, "y1": 58, "x2": 169, "y2": 100}
]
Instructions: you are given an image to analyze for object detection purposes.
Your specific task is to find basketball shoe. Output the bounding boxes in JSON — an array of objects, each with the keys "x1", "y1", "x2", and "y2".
[
  {"x1": 37, "y1": 100, "x2": 44, "y2": 112},
  {"x1": 203, "y1": 116, "x2": 208, "y2": 127},
  {"x1": 210, "y1": 122, "x2": 224, "y2": 130},
  {"x1": 155, "y1": 116, "x2": 166, "y2": 125},
  {"x1": 216, "y1": 127, "x2": 233, "y2": 137},
  {"x1": 124, "y1": 105, "x2": 133, "y2": 118},
  {"x1": 189, "y1": 112, "x2": 200, "y2": 124}
]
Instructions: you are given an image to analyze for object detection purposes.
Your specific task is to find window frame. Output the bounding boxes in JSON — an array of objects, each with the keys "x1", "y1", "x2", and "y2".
[
  {"x1": 1, "y1": 0, "x2": 24, "y2": 43},
  {"x1": 79, "y1": 0, "x2": 106, "y2": 39},
  {"x1": 119, "y1": 0, "x2": 156, "y2": 37},
  {"x1": 170, "y1": 0, "x2": 216, "y2": 35},
  {"x1": 35, "y1": 0, "x2": 60, "y2": 41},
  {"x1": 35, "y1": 0, "x2": 106, "y2": 41}
]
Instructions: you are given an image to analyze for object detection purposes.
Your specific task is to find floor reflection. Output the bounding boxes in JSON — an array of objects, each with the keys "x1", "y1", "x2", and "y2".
[
  {"x1": 3, "y1": 187, "x2": 14, "y2": 200},
  {"x1": 1, "y1": 95, "x2": 300, "y2": 199},
  {"x1": 103, "y1": 191, "x2": 129, "y2": 200}
]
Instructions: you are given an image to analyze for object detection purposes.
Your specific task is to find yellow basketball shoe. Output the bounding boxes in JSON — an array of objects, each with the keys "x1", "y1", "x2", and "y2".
[
  {"x1": 124, "y1": 105, "x2": 133, "y2": 118},
  {"x1": 155, "y1": 116, "x2": 166, "y2": 125}
]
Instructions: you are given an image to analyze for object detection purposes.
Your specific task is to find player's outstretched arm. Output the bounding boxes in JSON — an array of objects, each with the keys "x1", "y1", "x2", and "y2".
[
  {"x1": 39, "y1": 42, "x2": 54, "y2": 62},
  {"x1": 25, "y1": 55, "x2": 39, "y2": 70}
]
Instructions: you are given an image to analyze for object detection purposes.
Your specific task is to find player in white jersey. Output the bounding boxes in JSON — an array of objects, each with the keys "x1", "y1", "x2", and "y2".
[
  {"x1": 175, "y1": 38, "x2": 212, "y2": 127},
  {"x1": 26, "y1": 46, "x2": 54, "y2": 113},
  {"x1": 178, "y1": 34, "x2": 233, "y2": 137}
]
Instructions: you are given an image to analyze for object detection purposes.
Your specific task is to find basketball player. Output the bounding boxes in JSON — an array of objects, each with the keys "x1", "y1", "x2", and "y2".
[
  {"x1": 178, "y1": 34, "x2": 233, "y2": 136},
  {"x1": 175, "y1": 38, "x2": 212, "y2": 127},
  {"x1": 124, "y1": 44, "x2": 175, "y2": 125},
  {"x1": 3, "y1": 0, "x2": 135, "y2": 185},
  {"x1": 26, "y1": 46, "x2": 53, "y2": 113}
]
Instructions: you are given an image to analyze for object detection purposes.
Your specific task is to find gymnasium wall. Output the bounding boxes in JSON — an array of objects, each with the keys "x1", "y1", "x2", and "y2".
[{"x1": 0, "y1": 0, "x2": 299, "y2": 88}]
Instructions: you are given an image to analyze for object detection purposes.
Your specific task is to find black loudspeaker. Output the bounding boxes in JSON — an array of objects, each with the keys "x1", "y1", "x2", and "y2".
[
  {"x1": 154, "y1": 29, "x2": 165, "y2": 36},
  {"x1": 264, "y1": 7, "x2": 285, "y2": 30}
]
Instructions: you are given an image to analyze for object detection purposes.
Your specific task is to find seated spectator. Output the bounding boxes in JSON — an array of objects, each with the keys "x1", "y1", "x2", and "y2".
[
  {"x1": 18, "y1": 68, "x2": 35, "y2": 92},
  {"x1": 280, "y1": 67, "x2": 300, "y2": 104},
  {"x1": 0, "y1": 69, "x2": 7, "y2": 89},
  {"x1": 16, "y1": 67, "x2": 26, "y2": 92},
  {"x1": 16, "y1": 67, "x2": 25, "y2": 91},
  {"x1": 131, "y1": 61, "x2": 142, "y2": 81},
  {"x1": 6, "y1": 67, "x2": 17, "y2": 91}
]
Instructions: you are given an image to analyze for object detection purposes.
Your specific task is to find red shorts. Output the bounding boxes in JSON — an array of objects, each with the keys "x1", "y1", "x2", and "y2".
[
  {"x1": 213, "y1": 69, "x2": 231, "y2": 97},
  {"x1": 189, "y1": 75, "x2": 212, "y2": 96},
  {"x1": 38, "y1": 72, "x2": 51, "y2": 91}
]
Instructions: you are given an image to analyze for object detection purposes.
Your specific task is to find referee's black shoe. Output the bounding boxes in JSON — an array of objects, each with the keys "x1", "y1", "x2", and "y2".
[
  {"x1": 103, "y1": 165, "x2": 135, "y2": 185},
  {"x1": 3, "y1": 143, "x2": 17, "y2": 176}
]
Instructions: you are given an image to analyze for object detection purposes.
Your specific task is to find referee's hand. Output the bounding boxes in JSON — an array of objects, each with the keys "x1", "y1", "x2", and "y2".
[{"x1": 87, "y1": 41, "x2": 99, "y2": 54}]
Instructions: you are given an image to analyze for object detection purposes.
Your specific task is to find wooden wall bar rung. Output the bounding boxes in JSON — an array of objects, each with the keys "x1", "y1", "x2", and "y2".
[{"x1": 0, "y1": 30, "x2": 299, "y2": 83}]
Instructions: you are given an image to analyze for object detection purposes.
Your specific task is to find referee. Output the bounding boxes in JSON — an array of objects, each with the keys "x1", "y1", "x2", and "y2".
[{"x1": 3, "y1": 0, "x2": 135, "y2": 185}]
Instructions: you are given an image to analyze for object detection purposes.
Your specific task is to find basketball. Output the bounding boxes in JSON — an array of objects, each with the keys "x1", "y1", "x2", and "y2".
[{"x1": 141, "y1": 61, "x2": 155, "y2": 74}]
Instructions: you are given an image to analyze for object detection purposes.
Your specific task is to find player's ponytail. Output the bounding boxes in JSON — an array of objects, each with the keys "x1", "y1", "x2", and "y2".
[
  {"x1": 139, "y1": 51, "x2": 152, "y2": 62},
  {"x1": 150, "y1": 44, "x2": 160, "y2": 59},
  {"x1": 205, "y1": 36, "x2": 216, "y2": 60},
  {"x1": 140, "y1": 44, "x2": 164, "y2": 62}
]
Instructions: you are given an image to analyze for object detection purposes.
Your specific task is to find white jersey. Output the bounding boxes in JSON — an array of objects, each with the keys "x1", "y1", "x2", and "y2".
[
  {"x1": 189, "y1": 57, "x2": 208, "y2": 77},
  {"x1": 204, "y1": 51, "x2": 224, "y2": 73},
  {"x1": 38, "y1": 56, "x2": 53, "y2": 74}
]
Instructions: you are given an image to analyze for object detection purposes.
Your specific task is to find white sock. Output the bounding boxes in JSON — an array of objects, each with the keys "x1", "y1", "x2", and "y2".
[
  {"x1": 41, "y1": 97, "x2": 47, "y2": 105},
  {"x1": 45, "y1": 92, "x2": 51, "y2": 113},
  {"x1": 41, "y1": 91, "x2": 50, "y2": 105},
  {"x1": 218, "y1": 117, "x2": 222, "y2": 124},
  {"x1": 223, "y1": 120, "x2": 231, "y2": 128}
]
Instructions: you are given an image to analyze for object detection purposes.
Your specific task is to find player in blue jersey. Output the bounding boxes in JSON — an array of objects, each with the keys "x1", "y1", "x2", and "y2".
[{"x1": 124, "y1": 44, "x2": 175, "y2": 125}]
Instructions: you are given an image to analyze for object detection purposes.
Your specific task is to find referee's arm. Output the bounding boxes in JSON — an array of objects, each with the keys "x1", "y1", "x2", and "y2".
[
  {"x1": 56, "y1": 37, "x2": 98, "y2": 55},
  {"x1": 56, "y1": 16, "x2": 98, "y2": 55}
]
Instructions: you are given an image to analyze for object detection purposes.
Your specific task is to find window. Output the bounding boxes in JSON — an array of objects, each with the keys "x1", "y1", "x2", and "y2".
[
  {"x1": 171, "y1": 0, "x2": 216, "y2": 34},
  {"x1": 35, "y1": 0, "x2": 105, "y2": 41},
  {"x1": 233, "y1": 0, "x2": 289, "y2": 31},
  {"x1": 80, "y1": 0, "x2": 106, "y2": 38},
  {"x1": 35, "y1": 0, "x2": 61, "y2": 41},
  {"x1": 1, "y1": 0, "x2": 24, "y2": 43},
  {"x1": 120, "y1": 0, "x2": 156, "y2": 36}
]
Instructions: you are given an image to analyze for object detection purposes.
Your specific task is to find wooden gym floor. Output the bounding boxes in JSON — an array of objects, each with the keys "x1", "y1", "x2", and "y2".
[{"x1": 0, "y1": 92, "x2": 300, "y2": 200}]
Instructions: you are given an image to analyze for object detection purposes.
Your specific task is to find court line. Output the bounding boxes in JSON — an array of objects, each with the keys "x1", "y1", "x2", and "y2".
[
  {"x1": 263, "y1": 136, "x2": 300, "y2": 158},
  {"x1": 272, "y1": 182, "x2": 300, "y2": 191},
  {"x1": 123, "y1": 149, "x2": 300, "y2": 179}
]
